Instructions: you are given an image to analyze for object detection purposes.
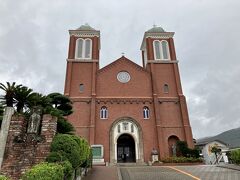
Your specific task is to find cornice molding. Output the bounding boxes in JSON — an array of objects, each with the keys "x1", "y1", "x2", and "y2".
[
  {"x1": 67, "y1": 59, "x2": 99, "y2": 63},
  {"x1": 147, "y1": 60, "x2": 178, "y2": 64},
  {"x1": 140, "y1": 32, "x2": 175, "y2": 50},
  {"x1": 69, "y1": 30, "x2": 100, "y2": 37},
  {"x1": 157, "y1": 97, "x2": 179, "y2": 104}
]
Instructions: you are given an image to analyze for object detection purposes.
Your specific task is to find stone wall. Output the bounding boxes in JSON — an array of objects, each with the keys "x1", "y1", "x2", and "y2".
[{"x1": 0, "y1": 114, "x2": 57, "y2": 179}]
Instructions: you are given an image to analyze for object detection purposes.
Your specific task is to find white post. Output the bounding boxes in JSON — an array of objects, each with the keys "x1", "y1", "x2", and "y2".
[{"x1": 0, "y1": 107, "x2": 15, "y2": 170}]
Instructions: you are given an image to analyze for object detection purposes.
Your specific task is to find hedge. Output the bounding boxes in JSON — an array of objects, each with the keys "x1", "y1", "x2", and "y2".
[
  {"x1": 161, "y1": 156, "x2": 203, "y2": 163},
  {"x1": 50, "y1": 134, "x2": 82, "y2": 168},
  {"x1": 21, "y1": 162, "x2": 64, "y2": 180},
  {"x1": 230, "y1": 149, "x2": 240, "y2": 165},
  {"x1": 0, "y1": 175, "x2": 9, "y2": 180},
  {"x1": 47, "y1": 134, "x2": 91, "y2": 169}
]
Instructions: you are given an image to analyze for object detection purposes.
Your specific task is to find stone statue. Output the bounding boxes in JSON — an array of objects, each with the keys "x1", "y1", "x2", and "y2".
[
  {"x1": 172, "y1": 144, "x2": 177, "y2": 156},
  {"x1": 151, "y1": 148, "x2": 158, "y2": 155},
  {"x1": 27, "y1": 107, "x2": 41, "y2": 134}
]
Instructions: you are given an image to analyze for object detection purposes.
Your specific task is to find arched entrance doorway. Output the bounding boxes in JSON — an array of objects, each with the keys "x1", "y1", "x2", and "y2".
[
  {"x1": 109, "y1": 117, "x2": 144, "y2": 164},
  {"x1": 117, "y1": 134, "x2": 136, "y2": 163}
]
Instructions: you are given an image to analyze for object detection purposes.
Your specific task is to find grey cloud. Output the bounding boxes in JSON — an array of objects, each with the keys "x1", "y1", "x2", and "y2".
[{"x1": 0, "y1": 0, "x2": 240, "y2": 138}]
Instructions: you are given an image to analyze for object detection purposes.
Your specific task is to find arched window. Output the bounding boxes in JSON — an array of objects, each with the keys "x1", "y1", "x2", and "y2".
[
  {"x1": 163, "y1": 84, "x2": 169, "y2": 93},
  {"x1": 84, "y1": 39, "x2": 92, "y2": 58},
  {"x1": 75, "y1": 38, "x2": 92, "y2": 59},
  {"x1": 161, "y1": 40, "x2": 170, "y2": 60},
  {"x1": 143, "y1": 107, "x2": 150, "y2": 119},
  {"x1": 79, "y1": 84, "x2": 84, "y2": 92},
  {"x1": 100, "y1": 106, "x2": 108, "y2": 119},
  {"x1": 153, "y1": 40, "x2": 161, "y2": 60},
  {"x1": 153, "y1": 40, "x2": 170, "y2": 60},
  {"x1": 76, "y1": 38, "x2": 84, "y2": 59}
]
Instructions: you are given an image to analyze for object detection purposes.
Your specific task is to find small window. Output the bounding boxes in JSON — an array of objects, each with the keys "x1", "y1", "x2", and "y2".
[
  {"x1": 79, "y1": 84, "x2": 84, "y2": 92},
  {"x1": 164, "y1": 84, "x2": 169, "y2": 93},
  {"x1": 143, "y1": 107, "x2": 150, "y2": 119},
  {"x1": 100, "y1": 106, "x2": 108, "y2": 119}
]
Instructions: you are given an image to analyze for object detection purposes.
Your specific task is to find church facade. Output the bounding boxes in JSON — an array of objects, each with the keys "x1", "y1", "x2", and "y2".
[{"x1": 64, "y1": 24, "x2": 194, "y2": 164}]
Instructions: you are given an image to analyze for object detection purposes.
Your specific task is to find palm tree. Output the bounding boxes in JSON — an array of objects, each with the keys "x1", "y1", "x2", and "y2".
[
  {"x1": 14, "y1": 86, "x2": 33, "y2": 113},
  {"x1": 0, "y1": 82, "x2": 22, "y2": 107},
  {"x1": 26, "y1": 92, "x2": 52, "y2": 111}
]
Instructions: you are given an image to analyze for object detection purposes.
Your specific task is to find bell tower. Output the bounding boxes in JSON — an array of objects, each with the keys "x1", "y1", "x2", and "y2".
[
  {"x1": 64, "y1": 24, "x2": 100, "y2": 144},
  {"x1": 141, "y1": 26, "x2": 194, "y2": 157}
]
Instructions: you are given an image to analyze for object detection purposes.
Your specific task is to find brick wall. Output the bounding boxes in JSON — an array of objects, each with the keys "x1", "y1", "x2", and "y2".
[{"x1": 0, "y1": 114, "x2": 57, "y2": 180}]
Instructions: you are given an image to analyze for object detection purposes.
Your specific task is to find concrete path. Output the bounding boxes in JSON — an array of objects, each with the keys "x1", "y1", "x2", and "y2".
[
  {"x1": 119, "y1": 165, "x2": 240, "y2": 180},
  {"x1": 217, "y1": 164, "x2": 240, "y2": 171},
  {"x1": 83, "y1": 166, "x2": 119, "y2": 180},
  {"x1": 83, "y1": 165, "x2": 240, "y2": 180}
]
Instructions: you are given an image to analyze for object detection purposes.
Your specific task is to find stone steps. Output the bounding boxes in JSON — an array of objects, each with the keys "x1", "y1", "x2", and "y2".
[{"x1": 116, "y1": 162, "x2": 148, "y2": 167}]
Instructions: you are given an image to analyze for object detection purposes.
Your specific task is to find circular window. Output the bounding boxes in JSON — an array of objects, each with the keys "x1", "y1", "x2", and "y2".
[{"x1": 117, "y1": 71, "x2": 131, "y2": 83}]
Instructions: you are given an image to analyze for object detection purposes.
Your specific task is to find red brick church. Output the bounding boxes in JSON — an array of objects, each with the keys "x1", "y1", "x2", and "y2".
[{"x1": 64, "y1": 24, "x2": 194, "y2": 164}]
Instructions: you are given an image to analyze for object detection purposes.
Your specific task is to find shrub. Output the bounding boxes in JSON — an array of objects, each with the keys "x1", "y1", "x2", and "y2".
[
  {"x1": 46, "y1": 151, "x2": 66, "y2": 162},
  {"x1": 176, "y1": 141, "x2": 189, "y2": 157},
  {"x1": 0, "y1": 175, "x2": 9, "y2": 180},
  {"x1": 50, "y1": 134, "x2": 81, "y2": 168},
  {"x1": 176, "y1": 141, "x2": 200, "y2": 158},
  {"x1": 21, "y1": 162, "x2": 64, "y2": 180},
  {"x1": 230, "y1": 149, "x2": 240, "y2": 165},
  {"x1": 161, "y1": 156, "x2": 203, "y2": 163},
  {"x1": 188, "y1": 148, "x2": 201, "y2": 158},
  {"x1": 60, "y1": 161, "x2": 74, "y2": 180},
  {"x1": 46, "y1": 153, "x2": 73, "y2": 180},
  {"x1": 57, "y1": 117, "x2": 74, "y2": 134}
]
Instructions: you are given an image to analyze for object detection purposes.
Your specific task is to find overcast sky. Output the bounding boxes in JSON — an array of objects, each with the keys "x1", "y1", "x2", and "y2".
[{"x1": 0, "y1": 0, "x2": 240, "y2": 139}]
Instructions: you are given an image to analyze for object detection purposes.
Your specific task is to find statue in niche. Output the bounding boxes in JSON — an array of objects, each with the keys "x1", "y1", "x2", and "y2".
[
  {"x1": 151, "y1": 148, "x2": 159, "y2": 155},
  {"x1": 27, "y1": 107, "x2": 42, "y2": 134},
  {"x1": 172, "y1": 144, "x2": 177, "y2": 156}
]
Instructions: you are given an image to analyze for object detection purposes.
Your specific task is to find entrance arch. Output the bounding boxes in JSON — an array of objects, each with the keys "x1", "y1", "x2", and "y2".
[
  {"x1": 117, "y1": 134, "x2": 136, "y2": 162},
  {"x1": 109, "y1": 117, "x2": 144, "y2": 164}
]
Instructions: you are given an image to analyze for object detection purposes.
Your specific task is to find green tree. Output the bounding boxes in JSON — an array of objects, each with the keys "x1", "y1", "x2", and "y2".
[
  {"x1": 47, "y1": 93, "x2": 73, "y2": 116},
  {"x1": 211, "y1": 146, "x2": 221, "y2": 160},
  {"x1": 57, "y1": 117, "x2": 74, "y2": 134},
  {"x1": 0, "y1": 82, "x2": 22, "y2": 107},
  {"x1": 230, "y1": 149, "x2": 240, "y2": 165},
  {"x1": 27, "y1": 93, "x2": 51, "y2": 110},
  {"x1": 14, "y1": 86, "x2": 33, "y2": 113},
  {"x1": 176, "y1": 141, "x2": 189, "y2": 157}
]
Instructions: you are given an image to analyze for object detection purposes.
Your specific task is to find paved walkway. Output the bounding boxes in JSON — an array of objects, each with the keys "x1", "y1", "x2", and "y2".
[
  {"x1": 217, "y1": 164, "x2": 240, "y2": 171},
  {"x1": 83, "y1": 166, "x2": 119, "y2": 180},
  {"x1": 83, "y1": 165, "x2": 240, "y2": 180}
]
